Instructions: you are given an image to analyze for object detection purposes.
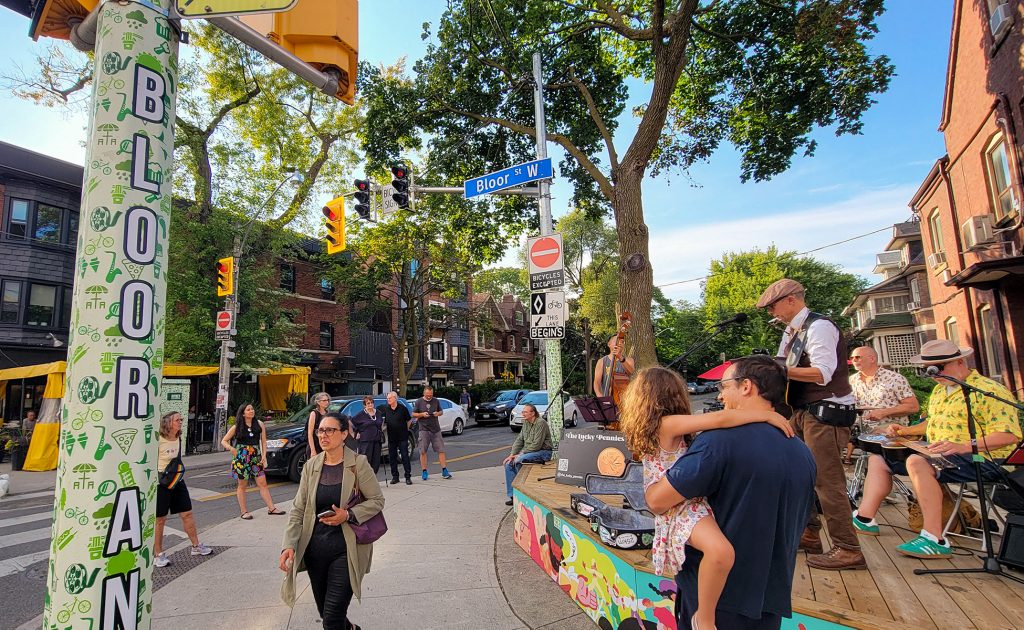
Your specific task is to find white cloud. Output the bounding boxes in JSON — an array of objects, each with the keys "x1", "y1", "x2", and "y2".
[{"x1": 648, "y1": 184, "x2": 920, "y2": 303}]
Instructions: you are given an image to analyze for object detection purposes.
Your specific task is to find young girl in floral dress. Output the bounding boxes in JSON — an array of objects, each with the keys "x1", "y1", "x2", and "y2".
[{"x1": 620, "y1": 366, "x2": 793, "y2": 630}]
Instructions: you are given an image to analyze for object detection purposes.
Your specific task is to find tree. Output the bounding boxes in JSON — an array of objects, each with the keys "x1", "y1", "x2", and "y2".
[
  {"x1": 702, "y1": 246, "x2": 867, "y2": 360},
  {"x1": 360, "y1": 0, "x2": 893, "y2": 369},
  {"x1": 473, "y1": 266, "x2": 529, "y2": 302}
]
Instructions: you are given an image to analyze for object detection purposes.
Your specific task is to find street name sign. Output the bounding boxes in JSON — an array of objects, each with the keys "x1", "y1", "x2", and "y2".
[
  {"x1": 530, "y1": 290, "x2": 566, "y2": 339},
  {"x1": 464, "y1": 158, "x2": 552, "y2": 199},
  {"x1": 176, "y1": 0, "x2": 297, "y2": 18},
  {"x1": 215, "y1": 310, "x2": 233, "y2": 340},
  {"x1": 527, "y1": 233, "x2": 565, "y2": 291}
]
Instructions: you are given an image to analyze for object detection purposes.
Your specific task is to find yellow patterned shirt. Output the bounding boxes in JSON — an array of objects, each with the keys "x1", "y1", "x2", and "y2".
[{"x1": 926, "y1": 370, "x2": 1023, "y2": 460}]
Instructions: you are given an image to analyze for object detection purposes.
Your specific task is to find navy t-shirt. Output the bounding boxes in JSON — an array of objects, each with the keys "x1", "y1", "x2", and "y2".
[{"x1": 665, "y1": 423, "x2": 816, "y2": 622}]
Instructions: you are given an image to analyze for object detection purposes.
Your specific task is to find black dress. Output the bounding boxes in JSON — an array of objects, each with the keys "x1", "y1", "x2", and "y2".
[
  {"x1": 309, "y1": 409, "x2": 325, "y2": 454},
  {"x1": 304, "y1": 462, "x2": 353, "y2": 629}
]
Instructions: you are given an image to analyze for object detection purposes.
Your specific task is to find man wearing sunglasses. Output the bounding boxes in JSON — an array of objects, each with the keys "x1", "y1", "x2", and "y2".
[{"x1": 756, "y1": 278, "x2": 865, "y2": 571}]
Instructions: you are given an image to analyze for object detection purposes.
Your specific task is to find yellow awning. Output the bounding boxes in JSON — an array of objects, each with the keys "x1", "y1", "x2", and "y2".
[
  {"x1": 163, "y1": 364, "x2": 219, "y2": 377},
  {"x1": 258, "y1": 366, "x2": 310, "y2": 411},
  {"x1": 0, "y1": 361, "x2": 67, "y2": 381}
]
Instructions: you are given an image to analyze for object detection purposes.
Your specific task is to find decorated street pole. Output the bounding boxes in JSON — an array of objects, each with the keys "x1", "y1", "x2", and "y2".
[{"x1": 45, "y1": 2, "x2": 178, "y2": 629}]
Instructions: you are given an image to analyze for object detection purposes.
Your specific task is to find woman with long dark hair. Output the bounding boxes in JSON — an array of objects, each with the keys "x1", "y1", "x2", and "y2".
[
  {"x1": 280, "y1": 413, "x2": 384, "y2": 629},
  {"x1": 222, "y1": 402, "x2": 286, "y2": 519},
  {"x1": 308, "y1": 392, "x2": 331, "y2": 456}
]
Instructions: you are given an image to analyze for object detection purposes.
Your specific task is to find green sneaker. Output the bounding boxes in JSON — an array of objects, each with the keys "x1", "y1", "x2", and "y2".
[
  {"x1": 851, "y1": 512, "x2": 880, "y2": 536},
  {"x1": 896, "y1": 535, "x2": 951, "y2": 559}
]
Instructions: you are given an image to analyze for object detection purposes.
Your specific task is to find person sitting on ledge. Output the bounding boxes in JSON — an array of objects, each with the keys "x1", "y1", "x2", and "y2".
[{"x1": 502, "y1": 403, "x2": 552, "y2": 506}]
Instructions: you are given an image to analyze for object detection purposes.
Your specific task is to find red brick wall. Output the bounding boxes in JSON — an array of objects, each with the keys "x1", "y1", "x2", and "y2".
[{"x1": 277, "y1": 258, "x2": 350, "y2": 364}]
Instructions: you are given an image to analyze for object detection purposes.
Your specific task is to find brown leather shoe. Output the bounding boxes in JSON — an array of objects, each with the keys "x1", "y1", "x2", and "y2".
[
  {"x1": 806, "y1": 547, "x2": 867, "y2": 571},
  {"x1": 799, "y1": 528, "x2": 824, "y2": 554}
]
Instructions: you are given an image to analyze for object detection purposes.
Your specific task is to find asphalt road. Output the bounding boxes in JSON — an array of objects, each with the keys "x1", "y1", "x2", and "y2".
[{"x1": 0, "y1": 395, "x2": 725, "y2": 628}]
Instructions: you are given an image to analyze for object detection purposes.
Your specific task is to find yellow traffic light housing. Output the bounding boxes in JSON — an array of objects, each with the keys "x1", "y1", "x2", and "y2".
[
  {"x1": 217, "y1": 257, "x2": 235, "y2": 297},
  {"x1": 240, "y1": 0, "x2": 358, "y2": 104},
  {"x1": 323, "y1": 197, "x2": 346, "y2": 254},
  {"x1": 29, "y1": 0, "x2": 99, "y2": 41}
]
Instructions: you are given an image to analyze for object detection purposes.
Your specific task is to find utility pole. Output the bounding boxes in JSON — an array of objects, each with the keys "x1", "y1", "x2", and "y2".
[
  {"x1": 213, "y1": 238, "x2": 240, "y2": 452},
  {"x1": 533, "y1": 52, "x2": 564, "y2": 452}
]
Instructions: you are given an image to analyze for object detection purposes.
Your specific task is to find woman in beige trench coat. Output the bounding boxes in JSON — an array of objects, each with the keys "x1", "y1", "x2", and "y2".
[{"x1": 279, "y1": 413, "x2": 384, "y2": 630}]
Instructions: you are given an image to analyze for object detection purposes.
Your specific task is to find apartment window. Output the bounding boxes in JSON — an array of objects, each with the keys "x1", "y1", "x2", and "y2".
[
  {"x1": 1, "y1": 280, "x2": 22, "y2": 323},
  {"x1": 429, "y1": 340, "x2": 446, "y2": 362},
  {"x1": 61, "y1": 287, "x2": 73, "y2": 327},
  {"x1": 67, "y1": 212, "x2": 79, "y2": 247},
  {"x1": 508, "y1": 335, "x2": 516, "y2": 352},
  {"x1": 319, "y1": 322, "x2": 334, "y2": 350},
  {"x1": 978, "y1": 306, "x2": 1002, "y2": 377},
  {"x1": 451, "y1": 345, "x2": 462, "y2": 366},
  {"x1": 26, "y1": 284, "x2": 57, "y2": 327},
  {"x1": 403, "y1": 348, "x2": 410, "y2": 364},
  {"x1": 986, "y1": 135, "x2": 1017, "y2": 221},
  {"x1": 34, "y1": 205, "x2": 62, "y2": 243},
  {"x1": 523, "y1": 338, "x2": 531, "y2": 353},
  {"x1": 279, "y1": 263, "x2": 295, "y2": 292},
  {"x1": 6, "y1": 199, "x2": 29, "y2": 238},
  {"x1": 320, "y1": 278, "x2": 335, "y2": 300},
  {"x1": 873, "y1": 295, "x2": 910, "y2": 314},
  {"x1": 475, "y1": 329, "x2": 484, "y2": 347},
  {"x1": 910, "y1": 278, "x2": 921, "y2": 304},
  {"x1": 515, "y1": 310, "x2": 524, "y2": 325},
  {"x1": 927, "y1": 209, "x2": 944, "y2": 253},
  {"x1": 944, "y1": 317, "x2": 959, "y2": 345}
]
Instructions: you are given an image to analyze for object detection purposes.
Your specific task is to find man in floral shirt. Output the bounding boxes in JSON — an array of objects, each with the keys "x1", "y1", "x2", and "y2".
[
  {"x1": 844, "y1": 346, "x2": 919, "y2": 463},
  {"x1": 851, "y1": 340, "x2": 1022, "y2": 559}
]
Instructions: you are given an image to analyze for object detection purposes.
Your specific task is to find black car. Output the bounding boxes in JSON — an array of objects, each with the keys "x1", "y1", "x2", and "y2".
[
  {"x1": 473, "y1": 389, "x2": 530, "y2": 425},
  {"x1": 264, "y1": 395, "x2": 415, "y2": 482}
]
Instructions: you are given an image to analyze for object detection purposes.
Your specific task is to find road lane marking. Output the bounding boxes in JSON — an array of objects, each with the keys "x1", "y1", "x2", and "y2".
[
  {"x1": 1, "y1": 490, "x2": 56, "y2": 501},
  {"x1": 0, "y1": 550, "x2": 51, "y2": 578},
  {"x1": 196, "y1": 481, "x2": 288, "y2": 502},
  {"x1": 0, "y1": 527, "x2": 50, "y2": 547},
  {"x1": 0, "y1": 512, "x2": 52, "y2": 528},
  {"x1": 435, "y1": 445, "x2": 510, "y2": 464}
]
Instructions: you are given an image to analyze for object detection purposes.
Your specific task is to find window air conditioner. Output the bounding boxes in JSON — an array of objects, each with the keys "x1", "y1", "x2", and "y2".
[
  {"x1": 991, "y1": 3, "x2": 1014, "y2": 40},
  {"x1": 961, "y1": 215, "x2": 995, "y2": 250},
  {"x1": 926, "y1": 251, "x2": 947, "y2": 269},
  {"x1": 906, "y1": 301, "x2": 919, "y2": 311}
]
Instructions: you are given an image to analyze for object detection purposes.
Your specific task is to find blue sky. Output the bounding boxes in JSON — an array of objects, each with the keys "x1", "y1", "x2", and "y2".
[{"x1": 0, "y1": 1, "x2": 954, "y2": 303}]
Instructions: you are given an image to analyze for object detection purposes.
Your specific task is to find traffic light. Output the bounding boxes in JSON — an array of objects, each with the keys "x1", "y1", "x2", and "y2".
[
  {"x1": 216, "y1": 257, "x2": 234, "y2": 297},
  {"x1": 239, "y1": 0, "x2": 358, "y2": 104},
  {"x1": 353, "y1": 179, "x2": 372, "y2": 220},
  {"x1": 322, "y1": 197, "x2": 346, "y2": 254},
  {"x1": 390, "y1": 164, "x2": 411, "y2": 210}
]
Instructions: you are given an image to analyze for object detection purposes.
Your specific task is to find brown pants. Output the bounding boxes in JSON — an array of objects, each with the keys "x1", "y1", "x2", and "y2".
[{"x1": 791, "y1": 409, "x2": 860, "y2": 551}]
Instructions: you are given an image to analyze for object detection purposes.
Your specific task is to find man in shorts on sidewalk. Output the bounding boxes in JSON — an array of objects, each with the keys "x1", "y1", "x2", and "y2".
[{"x1": 414, "y1": 386, "x2": 453, "y2": 480}]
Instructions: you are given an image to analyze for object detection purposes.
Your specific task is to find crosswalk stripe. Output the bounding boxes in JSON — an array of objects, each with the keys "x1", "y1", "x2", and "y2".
[
  {"x1": 0, "y1": 511, "x2": 52, "y2": 528},
  {"x1": 0, "y1": 550, "x2": 51, "y2": 578},
  {"x1": 1, "y1": 489, "x2": 56, "y2": 502},
  {"x1": 0, "y1": 527, "x2": 51, "y2": 547}
]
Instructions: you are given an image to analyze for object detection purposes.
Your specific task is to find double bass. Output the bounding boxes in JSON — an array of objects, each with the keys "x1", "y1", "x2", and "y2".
[{"x1": 609, "y1": 312, "x2": 633, "y2": 407}]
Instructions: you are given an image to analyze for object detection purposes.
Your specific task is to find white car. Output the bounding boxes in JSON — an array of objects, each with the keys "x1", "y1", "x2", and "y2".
[
  {"x1": 510, "y1": 390, "x2": 578, "y2": 432},
  {"x1": 434, "y1": 398, "x2": 467, "y2": 436}
]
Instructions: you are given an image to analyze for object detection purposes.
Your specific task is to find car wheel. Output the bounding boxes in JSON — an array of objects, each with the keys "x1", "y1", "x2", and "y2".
[
  {"x1": 453, "y1": 419, "x2": 464, "y2": 436},
  {"x1": 288, "y1": 448, "x2": 309, "y2": 483},
  {"x1": 568, "y1": 411, "x2": 578, "y2": 428}
]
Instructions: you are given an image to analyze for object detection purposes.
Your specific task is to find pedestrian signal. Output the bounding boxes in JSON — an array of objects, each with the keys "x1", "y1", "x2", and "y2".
[
  {"x1": 216, "y1": 257, "x2": 234, "y2": 297},
  {"x1": 323, "y1": 197, "x2": 346, "y2": 254}
]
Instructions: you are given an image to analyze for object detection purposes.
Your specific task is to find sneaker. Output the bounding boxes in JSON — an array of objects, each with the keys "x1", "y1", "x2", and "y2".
[
  {"x1": 190, "y1": 543, "x2": 213, "y2": 557},
  {"x1": 154, "y1": 553, "x2": 170, "y2": 568},
  {"x1": 896, "y1": 535, "x2": 951, "y2": 559},
  {"x1": 422, "y1": 470, "x2": 428, "y2": 481},
  {"x1": 442, "y1": 468, "x2": 453, "y2": 480},
  {"x1": 852, "y1": 511, "x2": 880, "y2": 536}
]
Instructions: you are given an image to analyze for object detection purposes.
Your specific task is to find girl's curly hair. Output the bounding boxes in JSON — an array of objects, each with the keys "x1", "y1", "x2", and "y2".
[{"x1": 618, "y1": 366, "x2": 692, "y2": 458}]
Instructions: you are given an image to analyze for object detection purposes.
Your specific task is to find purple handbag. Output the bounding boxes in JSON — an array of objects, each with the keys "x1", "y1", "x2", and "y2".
[{"x1": 345, "y1": 488, "x2": 387, "y2": 544}]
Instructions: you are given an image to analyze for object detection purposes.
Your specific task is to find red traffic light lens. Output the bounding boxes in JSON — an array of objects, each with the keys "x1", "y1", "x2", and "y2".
[
  {"x1": 391, "y1": 165, "x2": 408, "y2": 179},
  {"x1": 217, "y1": 262, "x2": 227, "y2": 272},
  {"x1": 322, "y1": 206, "x2": 339, "y2": 221},
  {"x1": 354, "y1": 179, "x2": 369, "y2": 191}
]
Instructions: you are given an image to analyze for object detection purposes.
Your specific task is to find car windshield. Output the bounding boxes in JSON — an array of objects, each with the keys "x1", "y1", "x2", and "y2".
[
  {"x1": 491, "y1": 391, "x2": 518, "y2": 402},
  {"x1": 520, "y1": 392, "x2": 548, "y2": 406}
]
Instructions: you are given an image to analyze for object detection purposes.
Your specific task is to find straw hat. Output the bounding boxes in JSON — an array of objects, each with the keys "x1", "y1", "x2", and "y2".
[
  {"x1": 909, "y1": 339, "x2": 974, "y2": 366},
  {"x1": 756, "y1": 278, "x2": 805, "y2": 309}
]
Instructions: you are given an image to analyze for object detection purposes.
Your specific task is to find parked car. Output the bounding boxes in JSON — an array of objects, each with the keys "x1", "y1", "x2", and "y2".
[
  {"x1": 687, "y1": 381, "x2": 716, "y2": 395},
  {"x1": 433, "y1": 398, "x2": 468, "y2": 436},
  {"x1": 264, "y1": 395, "x2": 416, "y2": 482},
  {"x1": 509, "y1": 390, "x2": 578, "y2": 432},
  {"x1": 474, "y1": 389, "x2": 530, "y2": 425}
]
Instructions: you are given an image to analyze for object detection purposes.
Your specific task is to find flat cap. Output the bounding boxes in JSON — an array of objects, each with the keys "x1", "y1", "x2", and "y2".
[{"x1": 756, "y1": 278, "x2": 805, "y2": 309}]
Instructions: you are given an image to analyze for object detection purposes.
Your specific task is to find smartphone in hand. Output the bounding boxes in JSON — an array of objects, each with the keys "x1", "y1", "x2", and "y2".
[{"x1": 317, "y1": 509, "x2": 335, "y2": 520}]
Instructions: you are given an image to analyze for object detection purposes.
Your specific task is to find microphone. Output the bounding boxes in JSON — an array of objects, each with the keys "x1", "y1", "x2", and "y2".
[
  {"x1": 925, "y1": 365, "x2": 941, "y2": 377},
  {"x1": 713, "y1": 313, "x2": 748, "y2": 328}
]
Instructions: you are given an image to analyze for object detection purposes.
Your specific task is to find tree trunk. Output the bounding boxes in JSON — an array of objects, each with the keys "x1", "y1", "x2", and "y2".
[{"x1": 612, "y1": 174, "x2": 657, "y2": 368}]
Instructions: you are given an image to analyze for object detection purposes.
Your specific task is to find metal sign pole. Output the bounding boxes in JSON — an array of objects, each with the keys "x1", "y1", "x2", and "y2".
[
  {"x1": 45, "y1": 2, "x2": 178, "y2": 629},
  {"x1": 532, "y1": 52, "x2": 563, "y2": 453}
]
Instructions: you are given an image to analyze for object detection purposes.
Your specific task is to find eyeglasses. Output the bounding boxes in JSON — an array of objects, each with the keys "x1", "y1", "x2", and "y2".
[
  {"x1": 316, "y1": 427, "x2": 343, "y2": 436},
  {"x1": 715, "y1": 377, "x2": 745, "y2": 392}
]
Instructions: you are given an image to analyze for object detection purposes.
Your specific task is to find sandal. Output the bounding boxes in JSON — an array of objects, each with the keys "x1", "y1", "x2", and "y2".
[
  {"x1": 268, "y1": 508, "x2": 286, "y2": 515},
  {"x1": 240, "y1": 512, "x2": 254, "y2": 520}
]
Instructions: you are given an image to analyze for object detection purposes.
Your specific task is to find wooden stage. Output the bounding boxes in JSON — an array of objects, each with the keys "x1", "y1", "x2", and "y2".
[{"x1": 512, "y1": 462, "x2": 1024, "y2": 630}]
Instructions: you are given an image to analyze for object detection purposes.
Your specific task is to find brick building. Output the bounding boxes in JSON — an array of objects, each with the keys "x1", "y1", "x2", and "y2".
[
  {"x1": 910, "y1": 0, "x2": 1024, "y2": 393},
  {"x1": 470, "y1": 293, "x2": 537, "y2": 382},
  {"x1": 401, "y1": 284, "x2": 474, "y2": 389},
  {"x1": 0, "y1": 141, "x2": 80, "y2": 377},
  {"x1": 844, "y1": 219, "x2": 938, "y2": 366}
]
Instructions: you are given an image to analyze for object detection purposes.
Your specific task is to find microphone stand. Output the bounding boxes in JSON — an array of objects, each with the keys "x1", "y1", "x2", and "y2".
[
  {"x1": 665, "y1": 324, "x2": 733, "y2": 382},
  {"x1": 914, "y1": 373, "x2": 1024, "y2": 585}
]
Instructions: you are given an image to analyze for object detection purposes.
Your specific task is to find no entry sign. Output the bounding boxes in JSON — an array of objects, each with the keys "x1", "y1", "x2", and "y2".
[
  {"x1": 527, "y1": 233, "x2": 565, "y2": 291},
  {"x1": 216, "y1": 310, "x2": 234, "y2": 340}
]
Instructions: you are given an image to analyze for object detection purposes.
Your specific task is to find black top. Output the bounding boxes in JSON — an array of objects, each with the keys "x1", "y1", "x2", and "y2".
[
  {"x1": 308, "y1": 409, "x2": 325, "y2": 454},
  {"x1": 379, "y1": 403, "x2": 411, "y2": 439},
  {"x1": 665, "y1": 423, "x2": 816, "y2": 621},
  {"x1": 352, "y1": 409, "x2": 384, "y2": 443},
  {"x1": 307, "y1": 463, "x2": 347, "y2": 560},
  {"x1": 234, "y1": 420, "x2": 261, "y2": 446},
  {"x1": 414, "y1": 397, "x2": 442, "y2": 433}
]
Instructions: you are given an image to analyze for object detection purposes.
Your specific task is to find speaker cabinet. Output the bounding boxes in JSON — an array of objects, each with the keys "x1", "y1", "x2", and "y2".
[{"x1": 999, "y1": 513, "x2": 1024, "y2": 571}]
